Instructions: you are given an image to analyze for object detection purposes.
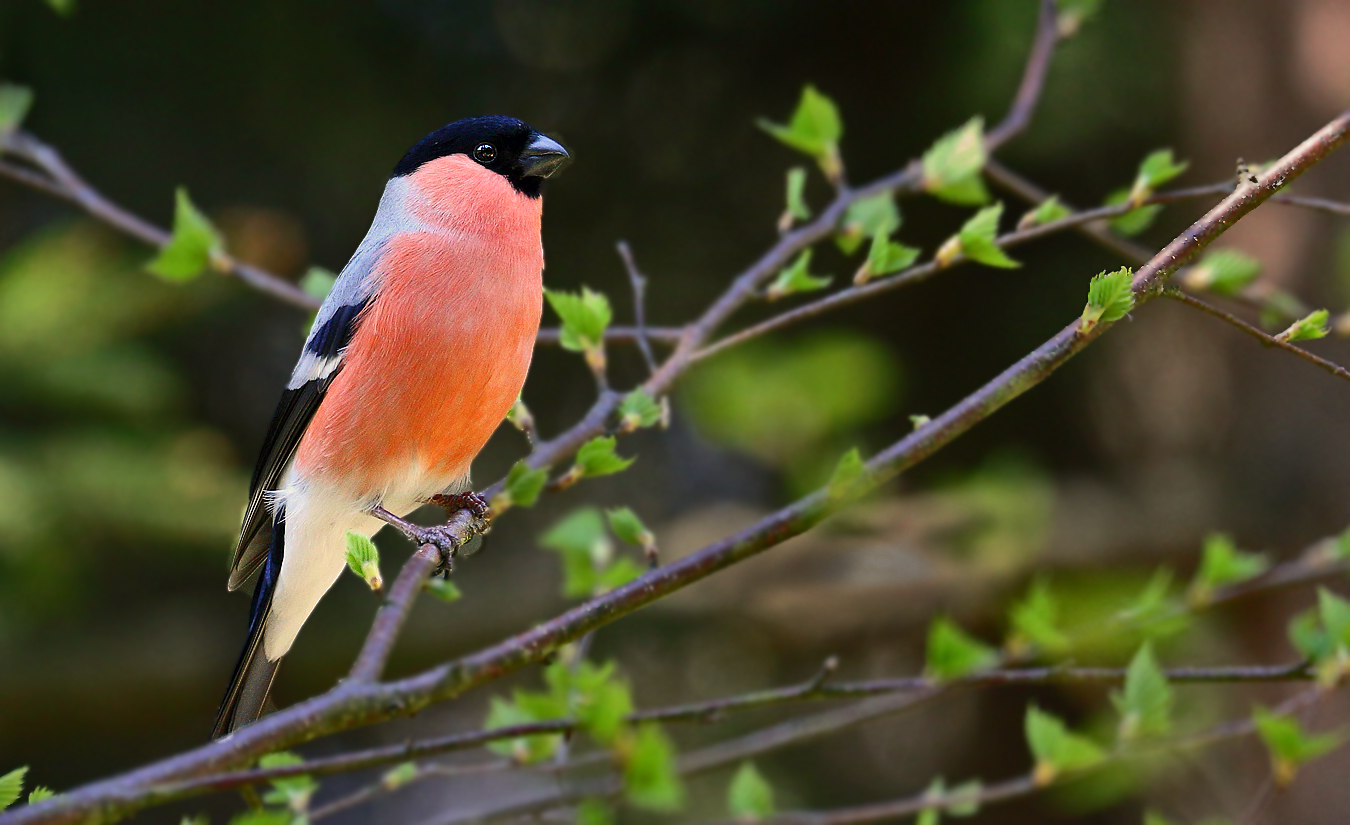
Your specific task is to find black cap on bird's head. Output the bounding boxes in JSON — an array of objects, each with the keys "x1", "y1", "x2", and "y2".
[{"x1": 392, "y1": 116, "x2": 570, "y2": 197}]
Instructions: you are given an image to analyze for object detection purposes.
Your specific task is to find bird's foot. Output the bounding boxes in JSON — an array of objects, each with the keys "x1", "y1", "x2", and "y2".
[
  {"x1": 408, "y1": 524, "x2": 465, "y2": 575},
  {"x1": 370, "y1": 503, "x2": 490, "y2": 576}
]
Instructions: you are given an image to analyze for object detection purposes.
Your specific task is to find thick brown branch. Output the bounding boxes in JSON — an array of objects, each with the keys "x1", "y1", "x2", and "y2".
[{"x1": 347, "y1": 545, "x2": 439, "y2": 683}]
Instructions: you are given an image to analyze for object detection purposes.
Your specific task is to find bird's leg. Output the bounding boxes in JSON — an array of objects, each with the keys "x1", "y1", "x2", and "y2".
[{"x1": 369, "y1": 504, "x2": 490, "y2": 576}]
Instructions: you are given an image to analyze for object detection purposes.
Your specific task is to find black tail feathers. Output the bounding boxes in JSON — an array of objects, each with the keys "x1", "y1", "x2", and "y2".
[{"x1": 212, "y1": 508, "x2": 286, "y2": 739}]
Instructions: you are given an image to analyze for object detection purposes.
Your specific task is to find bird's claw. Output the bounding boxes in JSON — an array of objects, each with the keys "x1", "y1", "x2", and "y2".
[{"x1": 409, "y1": 514, "x2": 488, "y2": 576}]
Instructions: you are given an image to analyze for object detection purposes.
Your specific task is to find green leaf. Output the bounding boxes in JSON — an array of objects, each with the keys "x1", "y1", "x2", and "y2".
[
  {"x1": 1318, "y1": 588, "x2": 1350, "y2": 645},
  {"x1": 27, "y1": 787, "x2": 54, "y2": 804},
  {"x1": 0, "y1": 766, "x2": 27, "y2": 811},
  {"x1": 1104, "y1": 189, "x2": 1162, "y2": 237},
  {"x1": 618, "y1": 389, "x2": 663, "y2": 432},
  {"x1": 922, "y1": 118, "x2": 990, "y2": 205},
  {"x1": 1289, "y1": 608, "x2": 1328, "y2": 662},
  {"x1": 595, "y1": 557, "x2": 644, "y2": 591},
  {"x1": 607, "y1": 507, "x2": 655, "y2": 555},
  {"x1": 1056, "y1": 0, "x2": 1103, "y2": 35},
  {"x1": 228, "y1": 811, "x2": 293, "y2": 825},
  {"x1": 920, "y1": 777, "x2": 983, "y2": 822},
  {"x1": 1111, "y1": 643, "x2": 1174, "y2": 741},
  {"x1": 765, "y1": 249, "x2": 832, "y2": 301},
  {"x1": 827, "y1": 447, "x2": 866, "y2": 500},
  {"x1": 485, "y1": 695, "x2": 564, "y2": 763},
  {"x1": 925, "y1": 616, "x2": 999, "y2": 680},
  {"x1": 1278, "y1": 309, "x2": 1330, "y2": 343},
  {"x1": 257, "y1": 752, "x2": 317, "y2": 812},
  {"x1": 943, "y1": 779, "x2": 983, "y2": 817},
  {"x1": 1080, "y1": 267, "x2": 1135, "y2": 331},
  {"x1": 1182, "y1": 249, "x2": 1261, "y2": 296},
  {"x1": 574, "y1": 436, "x2": 635, "y2": 478},
  {"x1": 756, "y1": 85, "x2": 843, "y2": 177},
  {"x1": 381, "y1": 762, "x2": 418, "y2": 790},
  {"x1": 784, "y1": 167, "x2": 811, "y2": 223},
  {"x1": 1330, "y1": 527, "x2": 1350, "y2": 561},
  {"x1": 837, "y1": 193, "x2": 900, "y2": 254},
  {"x1": 1143, "y1": 813, "x2": 1176, "y2": 825},
  {"x1": 551, "y1": 659, "x2": 635, "y2": 744},
  {"x1": 0, "y1": 84, "x2": 34, "y2": 135},
  {"x1": 1254, "y1": 706, "x2": 1342, "y2": 786},
  {"x1": 344, "y1": 531, "x2": 382, "y2": 592},
  {"x1": 577, "y1": 799, "x2": 615, "y2": 825},
  {"x1": 1187, "y1": 533, "x2": 1268, "y2": 605},
  {"x1": 957, "y1": 203, "x2": 1020, "y2": 269},
  {"x1": 44, "y1": 0, "x2": 77, "y2": 16},
  {"x1": 728, "y1": 762, "x2": 775, "y2": 819},
  {"x1": 624, "y1": 724, "x2": 684, "y2": 811},
  {"x1": 1019, "y1": 195, "x2": 1072, "y2": 229},
  {"x1": 424, "y1": 576, "x2": 462, "y2": 603},
  {"x1": 545, "y1": 287, "x2": 612, "y2": 354},
  {"x1": 856, "y1": 232, "x2": 921, "y2": 284},
  {"x1": 492, "y1": 460, "x2": 549, "y2": 513},
  {"x1": 541, "y1": 508, "x2": 613, "y2": 598},
  {"x1": 1103, "y1": 150, "x2": 1189, "y2": 237},
  {"x1": 1134, "y1": 149, "x2": 1190, "y2": 199},
  {"x1": 1025, "y1": 706, "x2": 1105, "y2": 784},
  {"x1": 1115, "y1": 568, "x2": 1178, "y2": 629},
  {"x1": 299, "y1": 266, "x2": 338, "y2": 335},
  {"x1": 507, "y1": 397, "x2": 534, "y2": 432},
  {"x1": 299, "y1": 266, "x2": 337, "y2": 302},
  {"x1": 1009, "y1": 577, "x2": 1069, "y2": 654},
  {"x1": 1289, "y1": 589, "x2": 1350, "y2": 686},
  {"x1": 146, "y1": 188, "x2": 224, "y2": 282},
  {"x1": 180, "y1": 816, "x2": 210, "y2": 825}
]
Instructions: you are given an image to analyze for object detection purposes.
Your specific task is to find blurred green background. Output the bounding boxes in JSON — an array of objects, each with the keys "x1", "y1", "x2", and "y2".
[{"x1": 4, "y1": 0, "x2": 1350, "y2": 821}]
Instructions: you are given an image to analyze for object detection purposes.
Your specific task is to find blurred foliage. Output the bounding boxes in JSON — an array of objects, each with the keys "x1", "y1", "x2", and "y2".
[
  {"x1": 0, "y1": 224, "x2": 245, "y2": 633},
  {"x1": 681, "y1": 330, "x2": 899, "y2": 489}
]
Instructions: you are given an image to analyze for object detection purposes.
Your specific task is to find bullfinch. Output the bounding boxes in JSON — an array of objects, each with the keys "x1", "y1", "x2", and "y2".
[{"x1": 212, "y1": 116, "x2": 570, "y2": 738}]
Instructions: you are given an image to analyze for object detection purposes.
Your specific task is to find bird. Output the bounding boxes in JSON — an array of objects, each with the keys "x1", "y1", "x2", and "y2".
[{"x1": 212, "y1": 116, "x2": 570, "y2": 738}]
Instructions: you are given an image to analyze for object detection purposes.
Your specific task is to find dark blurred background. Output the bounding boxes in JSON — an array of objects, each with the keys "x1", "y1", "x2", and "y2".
[{"x1": 4, "y1": 0, "x2": 1350, "y2": 821}]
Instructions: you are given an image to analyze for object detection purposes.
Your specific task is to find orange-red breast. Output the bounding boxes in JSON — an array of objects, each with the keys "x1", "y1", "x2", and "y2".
[{"x1": 213, "y1": 117, "x2": 569, "y2": 738}]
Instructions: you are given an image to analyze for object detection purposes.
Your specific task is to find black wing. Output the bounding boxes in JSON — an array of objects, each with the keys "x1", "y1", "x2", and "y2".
[{"x1": 227, "y1": 297, "x2": 371, "y2": 590}]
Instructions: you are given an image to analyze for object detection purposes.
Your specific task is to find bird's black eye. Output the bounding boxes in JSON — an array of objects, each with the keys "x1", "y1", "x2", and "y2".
[{"x1": 473, "y1": 143, "x2": 497, "y2": 164}]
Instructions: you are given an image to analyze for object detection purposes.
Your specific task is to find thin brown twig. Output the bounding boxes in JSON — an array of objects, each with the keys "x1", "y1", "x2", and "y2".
[
  {"x1": 2, "y1": 131, "x2": 319, "y2": 310},
  {"x1": 690, "y1": 188, "x2": 1218, "y2": 364},
  {"x1": 984, "y1": 156, "x2": 1157, "y2": 262},
  {"x1": 1164, "y1": 288, "x2": 1350, "y2": 385},
  {"x1": 308, "y1": 760, "x2": 511, "y2": 822},
  {"x1": 745, "y1": 688, "x2": 1335, "y2": 825},
  {"x1": 985, "y1": 0, "x2": 1060, "y2": 148},
  {"x1": 616, "y1": 240, "x2": 658, "y2": 374},
  {"x1": 535, "y1": 325, "x2": 684, "y2": 346}
]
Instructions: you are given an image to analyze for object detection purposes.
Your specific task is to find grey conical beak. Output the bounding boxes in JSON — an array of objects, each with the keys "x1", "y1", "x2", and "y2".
[{"x1": 519, "y1": 133, "x2": 570, "y2": 179}]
